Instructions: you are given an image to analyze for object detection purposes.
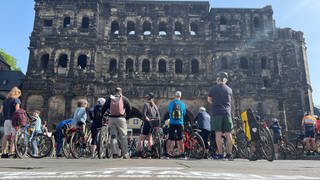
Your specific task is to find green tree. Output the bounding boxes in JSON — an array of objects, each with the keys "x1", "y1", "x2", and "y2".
[{"x1": 0, "y1": 49, "x2": 21, "y2": 71}]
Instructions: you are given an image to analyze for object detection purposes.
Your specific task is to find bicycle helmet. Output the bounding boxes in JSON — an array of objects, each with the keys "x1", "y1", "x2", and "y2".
[
  {"x1": 304, "y1": 111, "x2": 309, "y2": 116},
  {"x1": 271, "y1": 118, "x2": 279, "y2": 123},
  {"x1": 216, "y1": 71, "x2": 228, "y2": 80},
  {"x1": 97, "y1": 97, "x2": 106, "y2": 105}
]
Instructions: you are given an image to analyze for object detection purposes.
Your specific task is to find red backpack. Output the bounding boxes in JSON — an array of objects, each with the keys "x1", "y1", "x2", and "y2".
[
  {"x1": 12, "y1": 109, "x2": 28, "y2": 127},
  {"x1": 109, "y1": 95, "x2": 125, "y2": 116}
]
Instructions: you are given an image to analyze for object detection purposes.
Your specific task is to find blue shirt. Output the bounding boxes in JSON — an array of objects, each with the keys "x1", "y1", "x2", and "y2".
[
  {"x1": 57, "y1": 119, "x2": 73, "y2": 130},
  {"x1": 270, "y1": 122, "x2": 282, "y2": 135},
  {"x1": 168, "y1": 99, "x2": 186, "y2": 125},
  {"x1": 32, "y1": 116, "x2": 42, "y2": 133},
  {"x1": 195, "y1": 111, "x2": 211, "y2": 131},
  {"x1": 72, "y1": 107, "x2": 87, "y2": 126}
]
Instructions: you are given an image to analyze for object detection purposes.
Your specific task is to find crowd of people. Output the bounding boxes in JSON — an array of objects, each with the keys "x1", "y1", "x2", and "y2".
[{"x1": 1, "y1": 71, "x2": 320, "y2": 160}]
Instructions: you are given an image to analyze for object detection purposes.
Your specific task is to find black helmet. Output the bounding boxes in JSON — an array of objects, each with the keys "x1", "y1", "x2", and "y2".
[{"x1": 216, "y1": 71, "x2": 228, "y2": 80}]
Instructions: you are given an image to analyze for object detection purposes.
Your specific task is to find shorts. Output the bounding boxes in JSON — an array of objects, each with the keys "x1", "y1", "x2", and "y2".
[
  {"x1": 304, "y1": 125, "x2": 315, "y2": 138},
  {"x1": 273, "y1": 133, "x2": 281, "y2": 144},
  {"x1": 212, "y1": 115, "x2": 233, "y2": 133},
  {"x1": 4, "y1": 120, "x2": 16, "y2": 136},
  {"x1": 168, "y1": 124, "x2": 184, "y2": 141},
  {"x1": 141, "y1": 121, "x2": 152, "y2": 135}
]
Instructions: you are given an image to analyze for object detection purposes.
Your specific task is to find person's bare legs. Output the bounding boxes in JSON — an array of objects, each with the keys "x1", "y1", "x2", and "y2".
[
  {"x1": 215, "y1": 131, "x2": 223, "y2": 154},
  {"x1": 225, "y1": 132, "x2": 233, "y2": 154}
]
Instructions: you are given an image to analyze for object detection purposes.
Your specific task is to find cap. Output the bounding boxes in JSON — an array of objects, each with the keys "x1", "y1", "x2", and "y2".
[
  {"x1": 199, "y1": 107, "x2": 206, "y2": 112},
  {"x1": 271, "y1": 118, "x2": 278, "y2": 123},
  {"x1": 146, "y1": 92, "x2": 154, "y2": 100}
]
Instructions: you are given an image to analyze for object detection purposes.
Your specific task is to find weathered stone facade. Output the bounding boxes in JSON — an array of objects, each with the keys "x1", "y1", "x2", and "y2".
[{"x1": 23, "y1": 0, "x2": 314, "y2": 132}]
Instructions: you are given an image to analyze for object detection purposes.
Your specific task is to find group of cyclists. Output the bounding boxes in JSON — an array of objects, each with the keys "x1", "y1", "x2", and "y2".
[{"x1": 2, "y1": 72, "x2": 320, "y2": 160}]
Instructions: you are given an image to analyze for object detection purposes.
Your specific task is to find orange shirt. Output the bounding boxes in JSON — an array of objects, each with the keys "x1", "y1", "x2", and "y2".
[{"x1": 301, "y1": 115, "x2": 317, "y2": 126}]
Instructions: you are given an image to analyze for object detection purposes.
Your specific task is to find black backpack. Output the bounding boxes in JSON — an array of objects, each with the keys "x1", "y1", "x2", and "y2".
[{"x1": 171, "y1": 102, "x2": 181, "y2": 120}]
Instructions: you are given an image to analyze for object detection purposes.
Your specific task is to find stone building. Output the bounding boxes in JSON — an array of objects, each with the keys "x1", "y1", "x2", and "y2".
[{"x1": 23, "y1": 0, "x2": 314, "y2": 132}]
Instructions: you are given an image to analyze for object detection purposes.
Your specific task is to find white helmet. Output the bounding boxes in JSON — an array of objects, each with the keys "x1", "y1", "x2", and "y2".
[
  {"x1": 97, "y1": 97, "x2": 106, "y2": 105},
  {"x1": 271, "y1": 118, "x2": 279, "y2": 123}
]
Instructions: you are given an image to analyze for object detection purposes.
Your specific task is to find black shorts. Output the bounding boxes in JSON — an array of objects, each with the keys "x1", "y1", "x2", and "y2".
[
  {"x1": 168, "y1": 124, "x2": 184, "y2": 141},
  {"x1": 273, "y1": 133, "x2": 281, "y2": 144},
  {"x1": 141, "y1": 122, "x2": 152, "y2": 135},
  {"x1": 305, "y1": 125, "x2": 315, "y2": 138}
]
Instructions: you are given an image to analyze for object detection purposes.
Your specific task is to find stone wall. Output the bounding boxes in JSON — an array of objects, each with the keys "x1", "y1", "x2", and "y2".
[{"x1": 22, "y1": 0, "x2": 314, "y2": 132}]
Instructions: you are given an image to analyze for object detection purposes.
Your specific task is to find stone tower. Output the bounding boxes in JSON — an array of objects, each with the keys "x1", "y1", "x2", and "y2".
[{"x1": 23, "y1": 0, "x2": 314, "y2": 133}]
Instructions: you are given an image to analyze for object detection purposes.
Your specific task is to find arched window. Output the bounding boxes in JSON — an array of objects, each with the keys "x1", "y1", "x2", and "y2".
[
  {"x1": 143, "y1": 21, "x2": 151, "y2": 35},
  {"x1": 190, "y1": 22, "x2": 198, "y2": 36},
  {"x1": 58, "y1": 54, "x2": 68, "y2": 68},
  {"x1": 63, "y1": 17, "x2": 71, "y2": 28},
  {"x1": 191, "y1": 59, "x2": 199, "y2": 74},
  {"x1": 261, "y1": 57, "x2": 267, "y2": 69},
  {"x1": 81, "y1": 17, "x2": 89, "y2": 28},
  {"x1": 111, "y1": 21, "x2": 119, "y2": 35},
  {"x1": 254, "y1": 17, "x2": 261, "y2": 29},
  {"x1": 77, "y1": 55, "x2": 87, "y2": 69},
  {"x1": 158, "y1": 59, "x2": 166, "y2": 73},
  {"x1": 127, "y1": 21, "x2": 135, "y2": 35},
  {"x1": 221, "y1": 57, "x2": 228, "y2": 69},
  {"x1": 175, "y1": 59, "x2": 183, "y2": 74},
  {"x1": 126, "y1": 59, "x2": 134, "y2": 73},
  {"x1": 159, "y1": 22, "x2": 167, "y2": 36},
  {"x1": 109, "y1": 59, "x2": 117, "y2": 74},
  {"x1": 41, "y1": 54, "x2": 49, "y2": 69},
  {"x1": 240, "y1": 57, "x2": 249, "y2": 69},
  {"x1": 220, "y1": 16, "x2": 227, "y2": 25},
  {"x1": 142, "y1": 59, "x2": 150, "y2": 72},
  {"x1": 174, "y1": 22, "x2": 182, "y2": 35}
]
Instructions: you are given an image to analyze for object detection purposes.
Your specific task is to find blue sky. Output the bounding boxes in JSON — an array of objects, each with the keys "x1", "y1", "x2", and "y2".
[{"x1": 0, "y1": 0, "x2": 319, "y2": 106}]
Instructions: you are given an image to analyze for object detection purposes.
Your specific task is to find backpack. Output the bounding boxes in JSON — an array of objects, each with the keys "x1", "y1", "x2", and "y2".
[
  {"x1": 171, "y1": 102, "x2": 181, "y2": 120},
  {"x1": 12, "y1": 109, "x2": 28, "y2": 127},
  {"x1": 109, "y1": 95, "x2": 125, "y2": 116}
]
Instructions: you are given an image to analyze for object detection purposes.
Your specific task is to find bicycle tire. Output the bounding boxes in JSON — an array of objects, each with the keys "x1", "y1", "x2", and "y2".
[
  {"x1": 281, "y1": 140, "x2": 297, "y2": 160},
  {"x1": 152, "y1": 130, "x2": 162, "y2": 159},
  {"x1": 235, "y1": 131, "x2": 250, "y2": 159},
  {"x1": 295, "y1": 137, "x2": 304, "y2": 157},
  {"x1": 62, "y1": 136, "x2": 73, "y2": 158},
  {"x1": 258, "y1": 126, "x2": 275, "y2": 161},
  {"x1": 98, "y1": 126, "x2": 109, "y2": 159},
  {"x1": 28, "y1": 134, "x2": 53, "y2": 158},
  {"x1": 187, "y1": 132, "x2": 205, "y2": 159},
  {"x1": 14, "y1": 128, "x2": 28, "y2": 158}
]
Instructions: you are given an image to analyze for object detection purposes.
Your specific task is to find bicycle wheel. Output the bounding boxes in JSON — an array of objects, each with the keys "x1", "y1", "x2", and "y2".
[
  {"x1": 14, "y1": 128, "x2": 28, "y2": 158},
  {"x1": 295, "y1": 137, "x2": 304, "y2": 157},
  {"x1": 70, "y1": 131, "x2": 90, "y2": 159},
  {"x1": 258, "y1": 126, "x2": 275, "y2": 161},
  {"x1": 128, "y1": 138, "x2": 137, "y2": 158},
  {"x1": 235, "y1": 131, "x2": 250, "y2": 159},
  {"x1": 187, "y1": 132, "x2": 205, "y2": 159},
  {"x1": 62, "y1": 136, "x2": 72, "y2": 158},
  {"x1": 152, "y1": 131, "x2": 162, "y2": 159},
  {"x1": 98, "y1": 126, "x2": 109, "y2": 159},
  {"x1": 28, "y1": 134, "x2": 53, "y2": 158},
  {"x1": 281, "y1": 140, "x2": 298, "y2": 160}
]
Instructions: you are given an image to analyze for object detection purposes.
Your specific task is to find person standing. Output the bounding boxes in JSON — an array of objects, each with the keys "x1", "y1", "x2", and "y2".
[
  {"x1": 1, "y1": 87, "x2": 21, "y2": 158},
  {"x1": 166, "y1": 91, "x2": 186, "y2": 159},
  {"x1": 194, "y1": 107, "x2": 211, "y2": 157},
  {"x1": 137, "y1": 92, "x2": 161, "y2": 158},
  {"x1": 102, "y1": 87, "x2": 132, "y2": 159},
  {"x1": 90, "y1": 97, "x2": 106, "y2": 158},
  {"x1": 207, "y1": 72, "x2": 234, "y2": 161}
]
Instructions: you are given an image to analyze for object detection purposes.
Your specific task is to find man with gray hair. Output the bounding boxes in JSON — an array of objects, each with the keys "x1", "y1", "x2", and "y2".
[
  {"x1": 207, "y1": 72, "x2": 234, "y2": 161},
  {"x1": 166, "y1": 91, "x2": 186, "y2": 159},
  {"x1": 194, "y1": 107, "x2": 211, "y2": 158}
]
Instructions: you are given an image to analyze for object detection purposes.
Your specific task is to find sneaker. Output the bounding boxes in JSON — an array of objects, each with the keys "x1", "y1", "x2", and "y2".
[
  {"x1": 91, "y1": 153, "x2": 96, "y2": 159},
  {"x1": 225, "y1": 154, "x2": 234, "y2": 161},
  {"x1": 165, "y1": 153, "x2": 174, "y2": 159},
  {"x1": 123, "y1": 154, "x2": 130, "y2": 159},
  {"x1": 306, "y1": 151, "x2": 312, "y2": 156},
  {"x1": 212, "y1": 154, "x2": 224, "y2": 160},
  {"x1": 1, "y1": 154, "x2": 9, "y2": 158}
]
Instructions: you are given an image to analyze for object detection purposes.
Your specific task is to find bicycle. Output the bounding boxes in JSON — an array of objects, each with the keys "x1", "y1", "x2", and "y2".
[
  {"x1": 96, "y1": 122, "x2": 110, "y2": 159},
  {"x1": 278, "y1": 135, "x2": 297, "y2": 160},
  {"x1": 164, "y1": 122, "x2": 205, "y2": 159},
  {"x1": 14, "y1": 125, "x2": 53, "y2": 158},
  {"x1": 235, "y1": 109, "x2": 275, "y2": 161},
  {"x1": 62, "y1": 126, "x2": 73, "y2": 158},
  {"x1": 140, "y1": 127, "x2": 163, "y2": 159},
  {"x1": 70, "y1": 123, "x2": 92, "y2": 159}
]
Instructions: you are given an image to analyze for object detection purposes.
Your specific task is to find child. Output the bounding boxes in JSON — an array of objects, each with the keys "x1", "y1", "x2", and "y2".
[
  {"x1": 269, "y1": 118, "x2": 282, "y2": 159},
  {"x1": 30, "y1": 110, "x2": 42, "y2": 156},
  {"x1": 72, "y1": 99, "x2": 88, "y2": 130}
]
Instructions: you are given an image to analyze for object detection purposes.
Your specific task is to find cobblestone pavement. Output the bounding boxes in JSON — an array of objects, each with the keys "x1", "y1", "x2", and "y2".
[{"x1": 0, "y1": 158, "x2": 319, "y2": 179}]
